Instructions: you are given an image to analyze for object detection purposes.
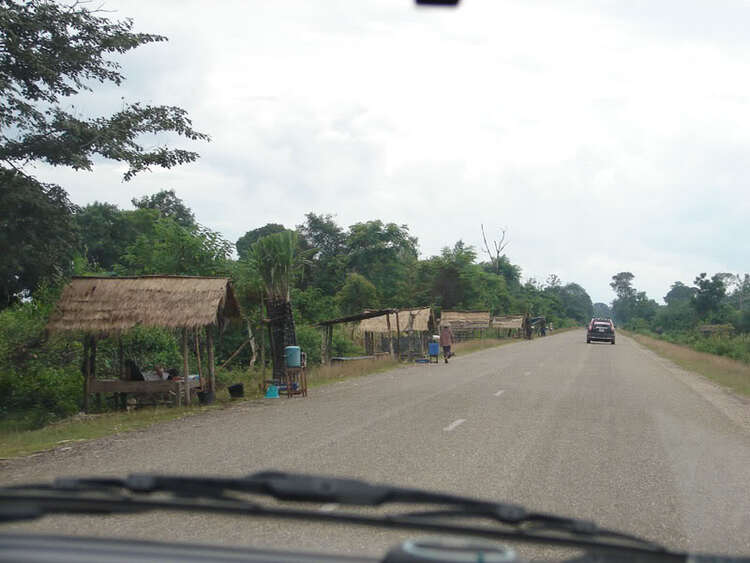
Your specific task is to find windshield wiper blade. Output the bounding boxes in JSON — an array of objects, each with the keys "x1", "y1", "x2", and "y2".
[
  {"x1": 2, "y1": 471, "x2": 671, "y2": 555},
  {"x1": 47, "y1": 471, "x2": 656, "y2": 545}
]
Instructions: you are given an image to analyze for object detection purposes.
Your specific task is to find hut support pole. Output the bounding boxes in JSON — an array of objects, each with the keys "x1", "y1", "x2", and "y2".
[
  {"x1": 386, "y1": 314, "x2": 394, "y2": 359},
  {"x1": 82, "y1": 336, "x2": 91, "y2": 413},
  {"x1": 207, "y1": 325, "x2": 216, "y2": 394},
  {"x1": 90, "y1": 338, "x2": 99, "y2": 409},
  {"x1": 395, "y1": 312, "x2": 401, "y2": 361},
  {"x1": 194, "y1": 330, "x2": 203, "y2": 385},
  {"x1": 182, "y1": 328, "x2": 190, "y2": 406}
]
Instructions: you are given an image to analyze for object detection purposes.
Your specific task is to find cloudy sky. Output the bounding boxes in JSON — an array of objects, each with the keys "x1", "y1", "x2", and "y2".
[{"x1": 37, "y1": 0, "x2": 749, "y2": 303}]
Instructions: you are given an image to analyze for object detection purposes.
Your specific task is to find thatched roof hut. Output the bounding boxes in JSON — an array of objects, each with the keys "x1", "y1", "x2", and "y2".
[
  {"x1": 359, "y1": 307, "x2": 432, "y2": 333},
  {"x1": 47, "y1": 276, "x2": 241, "y2": 411},
  {"x1": 492, "y1": 315, "x2": 524, "y2": 329},
  {"x1": 441, "y1": 310, "x2": 490, "y2": 330},
  {"x1": 47, "y1": 276, "x2": 240, "y2": 334}
]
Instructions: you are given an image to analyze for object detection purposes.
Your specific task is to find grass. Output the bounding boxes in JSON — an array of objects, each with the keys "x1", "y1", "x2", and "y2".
[
  {"x1": 0, "y1": 406, "x2": 207, "y2": 459},
  {"x1": 624, "y1": 330, "x2": 750, "y2": 396}
]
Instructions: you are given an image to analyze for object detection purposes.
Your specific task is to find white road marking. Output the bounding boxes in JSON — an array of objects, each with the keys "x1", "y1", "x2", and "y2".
[
  {"x1": 494, "y1": 390, "x2": 505, "y2": 397},
  {"x1": 319, "y1": 503, "x2": 339, "y2": 512},
  {"x1": 443, "y1": 419, "x2": 466, "y2": 432}
]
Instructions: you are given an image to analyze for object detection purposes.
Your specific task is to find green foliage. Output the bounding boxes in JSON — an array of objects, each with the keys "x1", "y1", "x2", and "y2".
[
  {"x1": 295, "y1": 325, "x2": 322, "y2": 365},
  {"x1": 336, "y1": 273, "x2": 379, "y2": 316},
  {"x1": 131, "y1": 189, "x2": 196, "y2": 228},
  {"x1": 236, "y1": 223, "x2": 287, "y2": 259},
  {"x1": 0, "y1": 171, "x2": 79, "y2": 307},
  {"x1": 251, "y1": 230, "x2": 300, "y2": 301},
  {"x1": 119, "y1": 218, "x2": 232, "y2": 276},
  {"x1": 345, "y1": 220, "x2": 418, "y2": 305},
  {"x1": 692, "y1": 273, "x2": 727, "y2": 318},
  {"x1": 291, "y1": 287, "x2": 338, "y2": 326},
  {"x1": 0, "y1": 0, "x2": 209, "y2": 181}
]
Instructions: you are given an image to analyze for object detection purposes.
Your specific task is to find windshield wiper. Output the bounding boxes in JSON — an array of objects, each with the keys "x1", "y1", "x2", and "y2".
[{"x1": 0, "y1": 471, "x2": 682, "y2": 560}]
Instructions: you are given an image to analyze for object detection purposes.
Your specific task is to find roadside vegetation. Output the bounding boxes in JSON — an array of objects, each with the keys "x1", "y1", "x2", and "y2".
[
  {"x1": 625, "y1": 331, "x2": 750, "y2": 397},
  {"x1": 598, "y1": 272, "x2": 749, "y2": 394}
]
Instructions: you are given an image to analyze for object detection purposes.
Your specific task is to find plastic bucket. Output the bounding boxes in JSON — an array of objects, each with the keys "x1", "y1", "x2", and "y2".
[
  {"x1": 285, "y1": 346, "x2": 301, "y2": 368},
  {"x1": 228, "y1": 383, "x2": 244, "y2": 398},
  {"x1": 428, "y1": 342, "x2": 440, "y2": 356}
]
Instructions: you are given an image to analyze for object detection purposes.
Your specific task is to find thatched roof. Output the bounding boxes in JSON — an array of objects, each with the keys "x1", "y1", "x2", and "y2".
[
  {"x1": 359, "y1": 307, "x2": 432, "y2": 333},
  {"x1": 441, "y1": 310, "x2": 490, "y2": 329},
  {"x1": 493, "y1": 315, "x2": 524, "y2": 329},
  {"x1": 47, "y1": 276, "x2": 241, "y2": 334}
]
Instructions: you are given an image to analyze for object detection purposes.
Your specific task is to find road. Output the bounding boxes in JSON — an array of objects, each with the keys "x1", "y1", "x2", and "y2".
[{"x1": 1, "y1": 330, "x2": 749, "y2": 559}]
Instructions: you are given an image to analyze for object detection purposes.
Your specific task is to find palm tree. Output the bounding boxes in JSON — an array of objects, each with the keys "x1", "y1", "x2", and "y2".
[{"x1": 252, "y1": 230, "x2": 299, "y2": 381}]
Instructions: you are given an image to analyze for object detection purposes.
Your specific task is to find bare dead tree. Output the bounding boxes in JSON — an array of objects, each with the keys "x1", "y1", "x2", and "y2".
[{"x1": 481, "y1": 224, "x2": 510, "y2": 275}]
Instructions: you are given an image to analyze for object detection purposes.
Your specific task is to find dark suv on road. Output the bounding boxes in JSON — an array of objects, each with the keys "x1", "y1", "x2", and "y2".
[{"x1": 587, "y1": 318, "x2": 615, "y2": 344}]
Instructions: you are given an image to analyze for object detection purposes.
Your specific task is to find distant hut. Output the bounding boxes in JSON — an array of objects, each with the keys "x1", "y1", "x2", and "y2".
[
  {"x1": 492, "y1": 315, "x2": 524, "y2": 337},
  {"x1": 359, "y1": 307, "x2": 434, "y2": 359},
  {"x1": 440, "y1": 310, "x2": 491, "y2": 340},
  {"x1": 47, "y1": 276, "x2": 240, "y2": 411}
]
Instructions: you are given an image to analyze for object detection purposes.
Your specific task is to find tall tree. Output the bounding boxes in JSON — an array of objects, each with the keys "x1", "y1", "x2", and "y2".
[
  {"x1": 1, "y1": 0, "x2": 208, "y2": 300},
  {"x1": 297, "y1": 213, "x2": 347, "y2": 294},
  {"x1": 345, "y1": 220, "x2": 418, "y2": 305},
  {"x1": 236, "y1": 223, "x2": 286, "y2": 259},
  {"x1": 131, "y1": 189, "x2": 196, "y2": 228},
  {"x1": 0, "y1": 170, "x2": 77, "y2": 306},
  {"x1": 664, "y1": 281, "x2": 696, "y2": 306},
  {"x1": 692, "y1": 273, "x2": 727, "y2": 318},
  {"x1": 336, "y1": 273, "x2": 379, "y2": 316},
  {"x1": 252, "y1": 230, "x2": 299, "y2": 380}
]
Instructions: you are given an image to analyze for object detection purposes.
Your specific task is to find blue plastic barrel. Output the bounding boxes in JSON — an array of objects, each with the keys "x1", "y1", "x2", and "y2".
[
  {"x1": 428, "y1": 342, "x2": 440, "y2": 357},
  {"x1": 285, "y1": 345, "x2": 301, "y2": 368}
]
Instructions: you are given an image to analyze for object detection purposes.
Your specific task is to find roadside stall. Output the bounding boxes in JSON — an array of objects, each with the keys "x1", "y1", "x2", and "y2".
[{"x1": 47, "y1": 275, "x2": 240, "y2": 411}]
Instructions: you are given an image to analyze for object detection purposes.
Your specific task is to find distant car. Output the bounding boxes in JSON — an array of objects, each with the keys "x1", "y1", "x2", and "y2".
[{"x1": 587, "y1": 318, "x2": 615, "y2": 344}]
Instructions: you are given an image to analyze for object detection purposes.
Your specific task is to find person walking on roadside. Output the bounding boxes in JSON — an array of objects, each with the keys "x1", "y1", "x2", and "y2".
[{"x1": 440, "y1": 323, "x2": 455, "y2": 363}]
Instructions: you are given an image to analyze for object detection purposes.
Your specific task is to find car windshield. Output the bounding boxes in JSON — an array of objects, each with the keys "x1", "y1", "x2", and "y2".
[{"x1": 1, "y1": 0, "x2": 748, "y2": 561}]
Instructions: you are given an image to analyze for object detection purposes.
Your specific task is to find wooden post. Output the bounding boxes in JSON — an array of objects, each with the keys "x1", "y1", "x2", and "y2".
[
  {"x1": 386, "y1": 314, "x2": 394, "y2": 359},
  {"x1": 326, "y1": 325, "x2": 333, "y2": 364},
  {"x1": 395, "y1": 311, "x2": 401, "y2": 361},
  {"x1": 182, "y1": 328, "x2": 190, "y2": 406},
  {"x1": 194, "y1": 330, "x2": 203, "y2": 385},
  {"x1": 82, "y1": 336, "x2": 90, "y2": 413},
  {"x1": 207, "y1": 325, "x2": 216, "y2": 394},
  {"x1": 320, "y1": 327, "x2": 327, "y2": 365}
]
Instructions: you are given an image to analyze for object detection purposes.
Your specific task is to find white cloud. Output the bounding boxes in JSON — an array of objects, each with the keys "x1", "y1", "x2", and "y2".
[{"x1": 38, "y1": 0, "x2": 750, "y2": 304}]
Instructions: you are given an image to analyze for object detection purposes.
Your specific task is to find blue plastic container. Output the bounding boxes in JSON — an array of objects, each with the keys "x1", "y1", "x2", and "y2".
[
  {"x1": 428, "y1": 342, "x2": 440, "y2": 357},
  {"x1": 285, "y1": 345, "x2": 301, "y2": 368}
]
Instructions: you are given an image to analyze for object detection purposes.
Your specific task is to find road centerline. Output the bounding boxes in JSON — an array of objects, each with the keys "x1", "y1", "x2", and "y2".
[
  {"x1": 443, "y1": 419, "x2": 466, "y2": 432},
  {"x1": 494, "y1": 390, "x2": 505, "y2": 397}
]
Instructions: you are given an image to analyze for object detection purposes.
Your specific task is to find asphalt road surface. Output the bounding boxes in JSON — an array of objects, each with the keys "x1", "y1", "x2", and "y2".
[{"x1": 2, "y1": 330, "x2": 749, "y2": 560}]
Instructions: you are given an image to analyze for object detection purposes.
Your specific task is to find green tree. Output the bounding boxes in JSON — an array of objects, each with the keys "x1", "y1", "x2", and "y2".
[
  {"x1": 119, "y1": 218, "x2": 231, "y2": 276},
  {"x1": 0, "y1": 171, "x2": 78, "y2": 307},
  {"x1": 557, "y1": 283, "x2": 593, "y2": 323},
  {"x1": 610, "y1": 272, "x2": 636, "y2": 324},
  {"x1": 131, "y1": 189, "x2": 195, "y2": 228},
  {"x1": 336, "y1": 273, "x2": 379, "y2": 316},
  {"x1": 345, "y1": 220, "x2": 418, "y2": 305},
  {"x1": 236, "y1": 223, "x2": 287, "y2": 259},
  {"x1": 592, "y1": 302, "x2": 612, "y2": 319},
  {"x1": 297, "y1": 213, "x2": 347, "y2": 295},
  {"x1": 664, "y1": 281, "x2": 696, "y2": 306},
  {"x1": 252, "y1": 230, "x2": 299, "y2": 380},
  {"x1": 692, "y1": 273, "x2": 727, "y2": 318},
  {"x1": 1, "y1": 0, "x2": 208, "y2": 181},
  {"x1": 1, "y1": 0, "x2": 208, "y2": 300}
]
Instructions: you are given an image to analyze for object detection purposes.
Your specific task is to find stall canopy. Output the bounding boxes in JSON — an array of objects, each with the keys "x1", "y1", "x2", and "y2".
[
  {"x1": 359, "y1": 307, "x2": 432, "y2": 333},
  {"x1": 492, "y1": 315, "x2": 524, "y2": 329},
  {"x1": 440, "y1": 310, "x2": 490, "y2": 330},
  {"x1": 47, "y1": 275, "x2": 240, "y2": 334},
  {"x1": 47, "y1": 276, "x2": 241, "y2": 411}
]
